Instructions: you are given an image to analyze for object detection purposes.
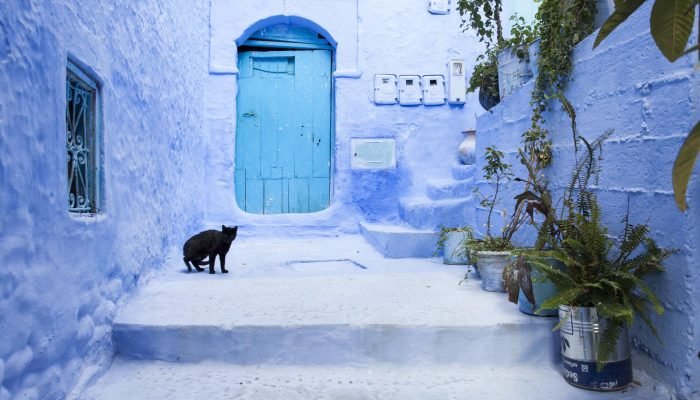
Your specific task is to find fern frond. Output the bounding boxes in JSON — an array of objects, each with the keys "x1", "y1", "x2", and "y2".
[
  {"x1": 599, "y1": 278, "x2": 623, "y2": 295},
  {"x1": 596, "y1": 301, "x2": 634, "y2": 325},
  {"x1": 540, "y1": 287, "x2": 587, "y2": 310},
  {"x1": 595, "y1": 319, "x2": 624, "y2": 371},
  {"x1": 630, "y1": 296, "x2": 662, "y2": 342},
  {"x1": 633, "y1": 278, "x2": 665, "y2": 316},
  {"x1": 527, "y1": 256, "x2": 575, "y2": 288},
  {"x1": 614, "y1": 223, "x2": 650, "y2": 269}
]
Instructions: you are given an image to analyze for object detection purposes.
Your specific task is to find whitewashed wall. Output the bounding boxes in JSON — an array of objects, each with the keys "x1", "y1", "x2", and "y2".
[{"x1": 204, "y1": 0, "x2": 487, "y2": 234}]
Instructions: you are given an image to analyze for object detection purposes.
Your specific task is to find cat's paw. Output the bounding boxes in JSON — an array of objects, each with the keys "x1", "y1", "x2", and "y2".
[
  {"x1": 222, "y1": 269, "x2": 229, "y2": 274},
  {"x1": 195, "y1": 267, "x2": 204, "y2": 272},
  {"x1": 209, "y1": 270, "x2": 215, "y2": 274}
]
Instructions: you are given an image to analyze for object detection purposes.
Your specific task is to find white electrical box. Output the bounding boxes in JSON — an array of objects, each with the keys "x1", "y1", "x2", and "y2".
[
  {"x1": 428, "y1": 0, "x2": 450, "y2": 14},
  {"x1": 448, "y1": 59, "x2": 466, "y2": 104},
  {"x1": 351, "y1": 139, "x2": 396, "y2": 169},
  {"x1": 398, "y1": 75, "x2": 422, "y2": 105},
  {"x1": 422, "y1": 75, "x2": 446, "y2": 105},
  {"x1": 374, "y1": 74, "x2": 398, "y2": 105}
]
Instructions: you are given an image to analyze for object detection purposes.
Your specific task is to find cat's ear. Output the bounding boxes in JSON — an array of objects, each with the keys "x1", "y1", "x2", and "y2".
[
  {"x1": 233, "y1": 226, "x2": 238, "y2": 233},
  {"x1": 222, "y1": 225, "x2": 226, "y2": 231}
]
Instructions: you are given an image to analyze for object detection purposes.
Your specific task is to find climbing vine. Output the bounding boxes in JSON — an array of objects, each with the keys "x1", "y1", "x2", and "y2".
[
  {"x1": 523, "y1": 0, "x2": 598, "y2": 171},
  {"x1": 532, "y1": 0, "x2": 597, "y2": 116}
]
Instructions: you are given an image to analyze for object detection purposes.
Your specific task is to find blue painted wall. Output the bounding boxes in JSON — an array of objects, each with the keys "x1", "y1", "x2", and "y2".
[
  {"x1": 1, "y1": 0, "x2": 697, "y2": 398},
  {"x1": 204, "y1": 0, "x2": 487, "y2": 234},
  {"x1": 0, "y1": 1, "x2": 208, "y2": 398},
  {"x1": 473, "y1": 3, "x2": 699, "y2": 397}
]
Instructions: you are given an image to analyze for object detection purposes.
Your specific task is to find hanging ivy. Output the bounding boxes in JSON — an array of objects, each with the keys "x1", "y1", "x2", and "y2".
[
  {"x1": 518, "y1": 0, "x2": 598, "y2": 171},
  {"x1": 532, "y1": 0, "x2": 597, "y2": 116}
]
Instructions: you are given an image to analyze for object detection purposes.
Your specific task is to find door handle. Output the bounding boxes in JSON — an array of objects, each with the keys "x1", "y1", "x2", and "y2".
[{"x1": 243, "y1": 112, "x2": 256, "y2": 117}]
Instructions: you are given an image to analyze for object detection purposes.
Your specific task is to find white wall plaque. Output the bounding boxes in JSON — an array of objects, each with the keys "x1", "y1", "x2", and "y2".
[{"x1": 351, "y1": 139, "x2": 396, "y2": 169}]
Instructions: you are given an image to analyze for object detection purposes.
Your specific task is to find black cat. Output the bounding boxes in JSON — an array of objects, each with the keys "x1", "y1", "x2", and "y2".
[{"x1": 183, "y1": 225, "x2": 238, "y2": 274}]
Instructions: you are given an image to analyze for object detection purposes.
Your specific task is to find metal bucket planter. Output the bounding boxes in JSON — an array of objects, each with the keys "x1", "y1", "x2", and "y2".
[
  {"x1": 497, "y1": 46, "x2": 531, "y2": 99},
  {"x1": 517, "y1": 257, "x2": 562, "y2": 317},
  {"x1": 558, "y1": 305, "x2": 633, "y2": 391},
  {"x1": 443, "y1": 231, "x2": 470, "y2": 265},
  {"x1": 474, "y1": 251, "x2": 510, "y2": 292}
]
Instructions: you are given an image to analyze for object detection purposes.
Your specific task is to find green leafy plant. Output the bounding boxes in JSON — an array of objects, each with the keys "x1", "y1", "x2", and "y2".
[
  {"x1": 468, "y1": 48, "x2": 500, "y2": 97},
  {"x1": 503, "y1": 0, "x2": 597, "y2": 246},
  {"x1": 528, "y1": 134, "x2": 677, "y2": 369},
  {"x1": 514, "y1": 0, "x2": 596, "y2": 193},
  {"x1": 457, "y1": 0, "x2": 504, "y2": 46},
  {"x1": 503, "y1": 146, "x2": 561, "y2": 306},
  {"x1": 458, "y1": 0, "x2": 505, "y2": 107},
  {"x1": 531, "y1": 0, "x2": 597, "y2": 115},
  {"x1": 435, "y1": 226, "x2": 475, "y2": 258},
  {"x1": 470, "y1": 146, "x2": 525, "y2": 252},
  {"x1": 593, "y1": 0, "x2": 699, "y2": 211},
  {"x1": 503, "y1": 15, "x2": 540, "y2": 60}
]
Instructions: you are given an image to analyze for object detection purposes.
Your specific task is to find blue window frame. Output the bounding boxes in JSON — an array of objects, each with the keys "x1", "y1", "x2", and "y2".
[{"x1": 66, "y1": 61, "x2": 101, "y2": 213}]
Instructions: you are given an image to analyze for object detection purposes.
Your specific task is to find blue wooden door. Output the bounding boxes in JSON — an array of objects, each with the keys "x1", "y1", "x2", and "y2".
[{"x1": 235, "y1": 50, "x2": 331, "y2": 214}]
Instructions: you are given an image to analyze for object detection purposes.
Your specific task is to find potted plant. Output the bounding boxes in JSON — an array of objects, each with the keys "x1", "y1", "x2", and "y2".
[
  {"x1": 435, "y1": 226, "x2": 474, "y2": 265},
  {"x1": 469, "y1": 146, "x2": 526, "y2": 292},
  {"x1": 502, "y1": 146, "x2": 561, "y2": 316},
  {"x1": 497, "y1": 15, "x2": 539, "y2": 98},
  {"x1": 457, "y1": 0, "x2": 504, "y2": 110},
  {"x1": 471, "y1": 50, "x2": 500, "y2": 110},
  {"x1": 459, "y1": 1, "x2": 542, "y2": 107},
  {"x1": 529, "y1": 134, "x2": 676, "y2": 391},
  {"x1": 501, "y1": 106, "x2": 558, "y2": 315}
]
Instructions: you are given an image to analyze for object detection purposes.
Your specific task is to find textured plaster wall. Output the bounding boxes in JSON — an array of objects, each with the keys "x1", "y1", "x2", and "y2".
[
  {"x1": 205, "y1": 0, "x2": 485, "y2": 233},
  {"x1": 0, "y1": 1, "x2": 208, "y2": 399},
  {"x1": 474, "y1": 3, "x2": 699, "y2": 398}
]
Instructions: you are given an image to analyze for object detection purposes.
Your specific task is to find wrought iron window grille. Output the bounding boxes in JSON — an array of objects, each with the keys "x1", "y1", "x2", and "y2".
[{"x1": 66, "y1": 61, "x2": 100, "y2": 214}]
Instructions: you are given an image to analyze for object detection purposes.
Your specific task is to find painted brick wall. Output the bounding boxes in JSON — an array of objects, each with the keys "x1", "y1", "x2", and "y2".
[
  {"x1": 0, "y1": 1, "x2": 208, "y2": 398},
  {"x1": 473, "y1": 3, "x2": 699, "y2": 398}
]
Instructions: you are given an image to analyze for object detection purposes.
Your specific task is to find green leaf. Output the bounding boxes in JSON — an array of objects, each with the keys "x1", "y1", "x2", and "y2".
[
  {"x1": 596, "y1": 319, "x2": 624, "y2": 370},
  {"x1": 593, "y1": 0, "x2": 647, "y2": 48},
  {"x1": 673, "y1": 121, "x2": 700, "y2": 211},
  {"x1": 650, "y1": 0, "x2": 696, "y2": 62}
]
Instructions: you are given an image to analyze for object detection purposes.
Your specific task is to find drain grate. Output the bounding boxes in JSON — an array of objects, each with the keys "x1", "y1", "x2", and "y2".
[{"x1": 285, "y1": 259, "x2": 368, "y2": 271}]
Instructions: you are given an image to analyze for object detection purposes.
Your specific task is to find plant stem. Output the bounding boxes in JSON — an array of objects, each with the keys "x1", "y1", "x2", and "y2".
[
  {"x1": 486, "y1": 174, "x2": 501, "y2": 238},
  {"x1": 495, "y1": 0, "x2": 504, "y2": 45}
]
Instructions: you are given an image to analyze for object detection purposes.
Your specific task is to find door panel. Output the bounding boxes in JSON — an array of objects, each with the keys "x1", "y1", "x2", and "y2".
[{"x1": 236, "y1": 50, "x2": 331, "y2": 214}]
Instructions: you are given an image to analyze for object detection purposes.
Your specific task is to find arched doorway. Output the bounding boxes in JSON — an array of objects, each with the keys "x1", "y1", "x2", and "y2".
[{"x1": 235, "y1": 24, "x2": 333, "y2": 214}]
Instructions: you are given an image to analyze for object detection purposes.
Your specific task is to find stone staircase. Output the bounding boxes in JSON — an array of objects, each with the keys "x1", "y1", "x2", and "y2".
[
  {"x1": 361, "y1": 164, "x2": 476, "y2": 258},
  {"x1": 79, "y1": 237, "x2": 670, "y2": 399}
]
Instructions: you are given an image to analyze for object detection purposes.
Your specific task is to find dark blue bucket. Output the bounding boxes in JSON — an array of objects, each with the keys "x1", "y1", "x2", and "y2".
[{"x1": 558, "y1": 306, "x2": 633, "y2": 391}]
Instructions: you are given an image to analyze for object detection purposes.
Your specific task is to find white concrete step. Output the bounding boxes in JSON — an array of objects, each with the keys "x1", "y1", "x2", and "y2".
[
  {"x1": 110, "y1": 236, "x2": 557, "y2": 367},
  {"x1": 425, "y1": 177, "x2": 475, "y2": 200},
  {"x1": 113, "y1": 272, "x2": 558, "y2": 366},
  {"x1": 360, "y1": 221, "x2": 437, "y2": 258},
  {"x1": 399, "y1": 196, "x2": 472, "y2": 230},
  {"x1": 82, "y1": 359, "x2": 672, "y2": 400},
  {"x1": 451, "y1": 164, "x2": 477, "y2": 181}
]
